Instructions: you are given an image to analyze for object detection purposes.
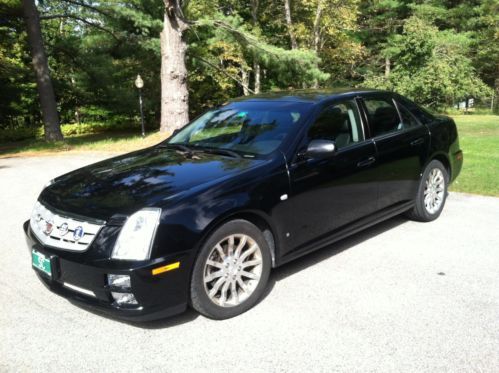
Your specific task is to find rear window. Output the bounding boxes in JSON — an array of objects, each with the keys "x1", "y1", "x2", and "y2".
[{"x1": 396, "y1": 96, "x2": 435, "y2": 125}]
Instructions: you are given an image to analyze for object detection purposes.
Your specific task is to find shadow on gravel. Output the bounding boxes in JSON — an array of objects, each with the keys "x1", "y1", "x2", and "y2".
[
  {"x1": 70, "y1": 215, "x2": 408, "y2": 329},
  {"x1": 260, "y1": 215, "x2": 408, "y2": 302}
]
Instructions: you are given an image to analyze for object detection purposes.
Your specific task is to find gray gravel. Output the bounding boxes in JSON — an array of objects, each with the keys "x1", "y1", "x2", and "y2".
[{"x1": 1, "y1": 154, "x2": 498, "y2": 373}]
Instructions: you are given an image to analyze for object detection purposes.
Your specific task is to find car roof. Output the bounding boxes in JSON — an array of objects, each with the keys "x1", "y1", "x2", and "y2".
[{"x1": 231, "y1": 87, "x2": 390, "y2": 104}]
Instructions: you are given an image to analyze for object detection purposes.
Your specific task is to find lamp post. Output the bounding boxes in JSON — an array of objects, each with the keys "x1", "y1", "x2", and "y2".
[{"x1": 135, "y1": 74, "x2": 145, "y2": 137}]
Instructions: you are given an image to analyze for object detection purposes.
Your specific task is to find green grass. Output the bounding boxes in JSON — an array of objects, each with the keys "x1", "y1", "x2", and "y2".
[
  {"x1": 450, "y1": 115, "x2": 499, "y2": 196},
  {"x1": 0, "y1": 131, "x2": 168, "y2": 157},
  {"x1": 1, "y1": 115, "x2": 498, "y2": 197}
]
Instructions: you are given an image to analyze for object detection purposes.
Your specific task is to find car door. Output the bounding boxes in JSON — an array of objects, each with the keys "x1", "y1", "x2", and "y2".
[
  {"x1": 282, "y1": 99, "x2": 378, "y2": 256},
  {"x1": 360, "y1": 94, "x2": 430, "y2": 210}
]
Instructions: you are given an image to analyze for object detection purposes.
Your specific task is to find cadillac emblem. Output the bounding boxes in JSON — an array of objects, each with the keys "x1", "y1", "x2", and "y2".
[
  {"x1": 73, "y1": 226, "x2": 84, "y2": 241},
  {"x1": 59, "y1": 222, "x2": 69, "y2": 236},
  {"x1": 44, "y1": 220, "x2": 54, "y2": 235}
]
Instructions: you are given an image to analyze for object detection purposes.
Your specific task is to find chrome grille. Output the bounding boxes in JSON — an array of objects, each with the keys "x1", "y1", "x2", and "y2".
[{"x1": 30, "y1": 201, "x2": 103, "y2": 252}]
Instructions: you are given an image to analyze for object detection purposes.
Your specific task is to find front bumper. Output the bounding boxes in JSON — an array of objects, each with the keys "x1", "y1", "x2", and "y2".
[{"x1": 24, "y1": 220, "x2": 192, "y2": 322}]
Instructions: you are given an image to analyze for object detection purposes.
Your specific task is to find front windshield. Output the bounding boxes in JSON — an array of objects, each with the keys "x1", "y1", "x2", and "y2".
[{"x1": 167, "y1": 101, "x2": 313, "y2": 156}]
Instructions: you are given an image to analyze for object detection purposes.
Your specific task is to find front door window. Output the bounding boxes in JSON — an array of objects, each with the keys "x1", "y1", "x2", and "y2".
[{"x1": 308, "y1": 101, "x2": 364, "y2": 148}]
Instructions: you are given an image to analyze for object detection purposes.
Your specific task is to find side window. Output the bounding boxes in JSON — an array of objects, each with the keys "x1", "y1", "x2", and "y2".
[
  {"x1": 363, "y1": 97, "x2": 401, "y2": 137},
  {"x1": 396, "y1": 102, "x2": 420, "y2": 129},
  {"x1": 308, "y1": 101, "x2": 364, "y2": 149}
]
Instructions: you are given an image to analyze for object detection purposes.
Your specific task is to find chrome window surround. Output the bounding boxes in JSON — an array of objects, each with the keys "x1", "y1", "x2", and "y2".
[{"x1": 30, "y1": 201, "x2": 103, "y2": 252}]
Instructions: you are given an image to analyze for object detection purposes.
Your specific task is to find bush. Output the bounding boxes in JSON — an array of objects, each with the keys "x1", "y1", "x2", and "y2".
[
  {"x1": 0, "y1": 120, "x2": 146, "y2": 143},
  {"x1": 60, "y1": 121, "x2": 140, "y2": 136},
  {"x1": 0, "y1": 127, "x2": 42, "y2": 143}
]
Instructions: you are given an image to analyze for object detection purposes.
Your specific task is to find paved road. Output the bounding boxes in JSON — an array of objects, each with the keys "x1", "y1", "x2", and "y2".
[{"x1": 1, "y1": 154, "x2": 498, "y2": 373}]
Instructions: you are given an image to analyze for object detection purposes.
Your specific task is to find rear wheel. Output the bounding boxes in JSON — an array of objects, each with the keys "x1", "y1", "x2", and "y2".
[
  {"x1": 407, "y1": 160, "x2": 448, "y2": 222},
  {"x1": 190, "y1": 220, "x2": 271, "y2": 319}
]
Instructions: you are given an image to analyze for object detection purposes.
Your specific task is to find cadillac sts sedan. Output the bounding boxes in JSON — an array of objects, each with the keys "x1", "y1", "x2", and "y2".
[{"x1": 24, "y1": 89, "x2": 463, "y2": 320}]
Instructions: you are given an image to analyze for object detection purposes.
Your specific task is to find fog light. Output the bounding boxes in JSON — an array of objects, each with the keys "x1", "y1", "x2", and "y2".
[
  {"x1": 107, "y1": 274, "x2": 131, "y2": 289},
  {"x1": 111, "y1": 292, "x2": 138, "y2": 306}
]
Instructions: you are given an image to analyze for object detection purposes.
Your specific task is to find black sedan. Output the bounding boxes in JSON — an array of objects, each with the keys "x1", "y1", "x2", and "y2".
[{"x1": 24, "y1": 88, "x2": 463, "y2": 320}]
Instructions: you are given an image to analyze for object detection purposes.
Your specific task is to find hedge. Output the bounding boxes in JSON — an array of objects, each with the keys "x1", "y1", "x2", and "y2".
[{"x1": 0, "y1": 121, "x2": 146, "y2": 143}]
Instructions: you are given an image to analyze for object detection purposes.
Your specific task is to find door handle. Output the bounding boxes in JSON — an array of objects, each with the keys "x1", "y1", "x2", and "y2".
[
  {"x1": 410, "y1": 138, "x2": 424, "y2": 146},
  {"x1": 357, "y1": 156, "x2": 376, "y2": 168}
]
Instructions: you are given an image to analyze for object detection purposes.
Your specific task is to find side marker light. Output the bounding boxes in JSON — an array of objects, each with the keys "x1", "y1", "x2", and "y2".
[{"x1": 152, "y1": 262, "x2": 180, "y2": 275}]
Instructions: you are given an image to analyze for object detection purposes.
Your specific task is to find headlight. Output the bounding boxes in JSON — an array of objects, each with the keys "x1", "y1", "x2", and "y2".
[{"x1": 111, "y1": 208, "x2": 161, "y2": 260}]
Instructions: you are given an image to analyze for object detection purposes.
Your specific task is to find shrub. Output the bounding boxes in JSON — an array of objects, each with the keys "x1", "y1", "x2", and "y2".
[
  {"x1": 0, "y1": 120, "x2": 145, "y2": 143},
  {"x1": 0, "y1": 127, "x2": 42, "y2": 143}
]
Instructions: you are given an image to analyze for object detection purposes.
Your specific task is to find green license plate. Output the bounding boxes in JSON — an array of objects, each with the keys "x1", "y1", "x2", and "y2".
[{"x1": 32, "y1": 249, "x2": 52, "y2": 278}]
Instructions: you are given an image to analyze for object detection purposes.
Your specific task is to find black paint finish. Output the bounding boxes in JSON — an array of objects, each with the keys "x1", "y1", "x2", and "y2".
[{"x1": 25, "y1": 88, "x2": 463, "y2": 320}]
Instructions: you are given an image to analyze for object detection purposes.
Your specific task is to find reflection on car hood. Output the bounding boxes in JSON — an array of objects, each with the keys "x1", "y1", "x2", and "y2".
[{"x1": 40, "y1": 147, "x2": 266, "y2": 221}]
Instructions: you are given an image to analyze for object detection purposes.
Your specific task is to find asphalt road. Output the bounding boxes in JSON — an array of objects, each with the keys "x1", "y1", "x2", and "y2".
[{"x1": 1, "y1": 154, "x2": 498, "y2": 373}]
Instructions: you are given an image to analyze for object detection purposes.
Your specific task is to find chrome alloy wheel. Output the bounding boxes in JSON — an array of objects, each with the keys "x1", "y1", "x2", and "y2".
[
  {"x1": 203, "y1": 234, "x2": 263, "y2": 307},
  {"x1": 424, "y1": 168, "x2": 445, "y2": 214}
]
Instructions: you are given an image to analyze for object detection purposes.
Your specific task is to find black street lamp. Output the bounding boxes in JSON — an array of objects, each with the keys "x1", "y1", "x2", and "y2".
[{"x1": 135, "y1": 74, "x2": 145, "y2": 137}]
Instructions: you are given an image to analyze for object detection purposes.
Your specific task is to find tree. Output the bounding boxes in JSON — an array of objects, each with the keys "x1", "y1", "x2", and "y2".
[
  {"x1": 284, "y1": 0, "x2": 298, "y2": 49},
  {"x1": 157, "y1": 0, "x2": 328, "y2": 132},
  {"x1": 364, "y1": 16, "x2": 492, "y2": 108},
  {"x1": 159, "y1": 0, "x2": 189, "y2": 134},
  {"x1": 22, "y1": 0, "x2": 63, "y2": 141}
]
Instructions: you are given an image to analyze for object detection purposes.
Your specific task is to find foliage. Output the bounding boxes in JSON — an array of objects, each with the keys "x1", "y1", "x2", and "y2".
[
  {"x1": 0, "y1": 0, "x2": 497, "y2": 137},
  {"x1": 364, "y1": 16, "x2": 493, "y2": 108},
  {"x1": 0, "y1": 120, "x2": 144, "y2": 143}
]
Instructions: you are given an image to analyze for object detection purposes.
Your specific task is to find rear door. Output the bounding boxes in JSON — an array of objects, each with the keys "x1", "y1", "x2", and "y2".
[{"x1": 360, "y1": 94, "x2": 430, "y2": 210}]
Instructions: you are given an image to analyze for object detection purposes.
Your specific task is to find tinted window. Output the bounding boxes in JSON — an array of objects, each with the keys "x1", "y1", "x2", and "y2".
[
  {"x1": 308, "y1": 101, "x2": 364, "y2": 148},
  {"x1": 168, "y1": 101, "x2": 313, "y2": 155},
  {"x1": 397, "y1": 96, "x2": 435, "y2": 124},
  {"x1": 396, "y1": 102, "x2": 420, "y2": 129},
  {"x1": 363, "y1": 97, "x2": 401, "y2": 136}
]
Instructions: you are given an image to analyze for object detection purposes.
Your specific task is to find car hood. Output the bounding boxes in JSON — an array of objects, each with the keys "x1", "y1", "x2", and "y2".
[{"x1": 40, "y1": 146, "x2": 267, "y2": 222}]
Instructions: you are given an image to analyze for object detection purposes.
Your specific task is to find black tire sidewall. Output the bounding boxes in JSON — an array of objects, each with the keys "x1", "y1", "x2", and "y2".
[{"x1": 190, "y1": 219, "x2": 271, "y2": 319}]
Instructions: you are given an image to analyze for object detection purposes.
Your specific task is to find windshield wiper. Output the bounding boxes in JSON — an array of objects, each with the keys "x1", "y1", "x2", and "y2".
[
  {"x1": 159, "y1": 143, "x2": 193, "y2": 153},
  {"x1": 191, "y1": 145, "x2": 242, "y2": 158}
]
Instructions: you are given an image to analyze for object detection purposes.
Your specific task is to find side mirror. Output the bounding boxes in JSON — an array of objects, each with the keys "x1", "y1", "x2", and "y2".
[{"x1": 306, "y1": 139, "x2": 336, "y2": 159}]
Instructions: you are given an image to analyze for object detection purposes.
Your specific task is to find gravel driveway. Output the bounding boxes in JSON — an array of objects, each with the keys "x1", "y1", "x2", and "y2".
[{"x1": 1, "y1": 154, "x2": 498, "y2": 373}]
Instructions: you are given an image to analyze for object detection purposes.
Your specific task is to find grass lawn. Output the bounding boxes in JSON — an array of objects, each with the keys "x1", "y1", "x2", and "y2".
[
  {"x1": 1, "y1": 115, "x2": 498, "y2": 196},
  {"x1": 0, "y1": 131, "x2": 168, "y2": 157},
  {"x1": 450, "y1": 115, "x2": 499, "y2": 196}
]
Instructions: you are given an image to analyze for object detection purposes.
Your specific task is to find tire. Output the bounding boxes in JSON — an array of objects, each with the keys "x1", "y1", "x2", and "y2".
[
  {"x1": 407, "y1": 160, "x2": 449, "y2": 222},
  {"x1": 190, "y1": 219, "x2": 271, "y2": 319}
]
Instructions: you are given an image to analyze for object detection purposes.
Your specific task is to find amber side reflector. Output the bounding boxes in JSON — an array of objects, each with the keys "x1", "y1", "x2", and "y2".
[
  {"x1": 455, "y1": 151, "x2": 463, "y2": 161},
  {"x1": 152, "y1": 262, "x2": 180, "y2": 275}
]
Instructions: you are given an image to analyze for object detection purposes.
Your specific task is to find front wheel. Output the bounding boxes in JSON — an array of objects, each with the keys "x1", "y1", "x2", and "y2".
[
  {"x1": 190, "y1": 220, "x2": 271, "y2": 319},
  {"x1": 407, "y1": 160, "x2": 449, "y2": 222}
]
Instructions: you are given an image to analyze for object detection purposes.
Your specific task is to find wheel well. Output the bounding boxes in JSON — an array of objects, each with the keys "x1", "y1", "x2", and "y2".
[
  {"x1": 202, "y1": 212, "x2": 278, "y2": 268},
  {"x1": 432, "y1": 154, "x2": 451, "y2": 180}
]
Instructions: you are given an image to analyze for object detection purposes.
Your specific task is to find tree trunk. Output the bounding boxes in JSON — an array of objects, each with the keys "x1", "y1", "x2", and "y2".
[
  {"x1": 385, "y1": 57, "x2": 391, "y2": 78},
  {"x1": 312, "y1": 0, "x2": 323, "y2": 53},
  {"x1": 312, "y1": 0, "x2": 323, "y2": 89},
  {"x1": 250, "y1": 0, "x2": 261, "y2": 93},
  {"x1": 284, "y1": 0, "x2": 297, "y2": 49},
  {"x1": 22, "y1": 0, "x2": 63, "y2": 141},
  {"x1": 160, "y1": 1, "x2": 189, "y2": 134},
  {"x1": 253, "y1": 61, "x2": 261, "y2": 93},
  {"x1": 241, "y1": 69, "x2": 250, "y2": 96}
]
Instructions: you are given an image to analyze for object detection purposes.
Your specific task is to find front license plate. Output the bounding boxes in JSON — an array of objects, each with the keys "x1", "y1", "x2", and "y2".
[{"x1": 32, "y1": 249, "x2": 52, "y2": 278}]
